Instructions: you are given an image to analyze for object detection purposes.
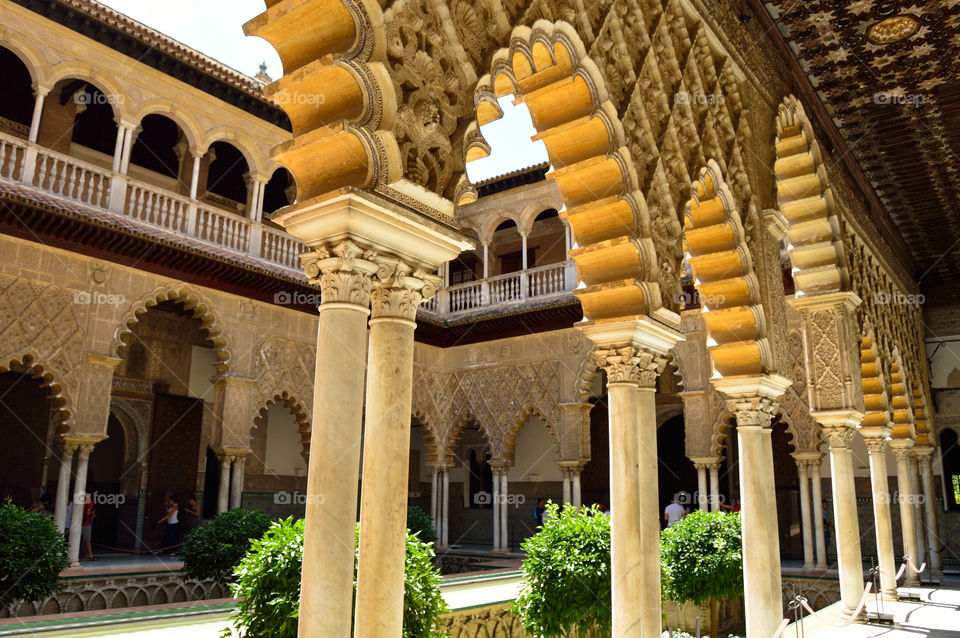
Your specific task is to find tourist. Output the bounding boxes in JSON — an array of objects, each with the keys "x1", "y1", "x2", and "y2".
[
  {"x1": 721, "y1": 497, "x2": 741, "y2": 512},
  {"x1": 182, "y1": 495, "x2": 201, "y2": 538},
  {"x1": 81, "y1": 493, "x2": 97, "y2": 561},
  {"x1": 158, "y1": 495, "x2": 180, "y2": 555},
  {"x1": 664, "y1": 496, "x2": 686, "y2": 528},
  {"x1": 532, "y1": 498, "x2": 546, "y2": 526}
]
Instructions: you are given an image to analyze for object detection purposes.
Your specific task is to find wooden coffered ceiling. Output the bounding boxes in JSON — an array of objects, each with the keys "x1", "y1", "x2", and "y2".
[{"x1": 755, "y1": 0, "x2": 960, "y2": 301}]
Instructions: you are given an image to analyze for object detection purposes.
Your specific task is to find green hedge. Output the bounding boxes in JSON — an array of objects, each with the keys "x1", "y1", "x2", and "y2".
[
  {"x1": 0, "y1": 501, "x2": 68, "y2": 608},
  {"x1": 180, "y1": 509, "x2": 272, "y2": 583}
]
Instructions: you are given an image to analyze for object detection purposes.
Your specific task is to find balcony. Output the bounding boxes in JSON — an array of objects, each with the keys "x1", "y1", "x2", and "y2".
[
  {"x1": 421, "y1": 259, "x2": 577, "y2": 317},
  {"x1": 0, "y1": 131, "x2": 304, "y2": 274}
]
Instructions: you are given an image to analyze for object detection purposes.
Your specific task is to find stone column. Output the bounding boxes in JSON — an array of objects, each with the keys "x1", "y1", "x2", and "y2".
[
  {"x1": 297, "y1": 242, "x2": 376, "y2": 638},
  {"x1": 354, "y1": 265, "x2": 438, "y2": 638},
  {"x1": 794, "y1": 456, "x2": 814, "y2": 569},
  {"x1": 719, "y1": 388, "x2": 790, "y2": 638},
  {"x1": 909, "y1": 453, "x2": 927, "y2": 569},
  {"x1": 892, "y1": 443, "x2": 920, "y2": 587},
  {"x1": 68, "y1": 443, "x2": 97, "y2": 566},
  {"x1": 430, "y1": 466, "x2": 439, "y2": 534},
  {"x1": 520, "y1": 232, "x2": 529, "y2": 299},
  {"x1": 692, "y1": 460, "x2": 709, "y2": 512},
  {"x1": 189, "y1": 152, "x2": 203, "y2": 199},
  {"x1": 862, "y1": 434, "x2": 898, "y2": 599},
  {"x1": 499, "y1": 468, "x2": 509, "y2": 551},
  {"x1": 230, "y1": 455, "x2": 246, "y2": 509},
  {"x1": 441, "y1": 466, "x2": 450, "y2": 548},
  {"x1": 561, "y1": 468, "x2": 572, "y2": 505},
  {"x1": 491, "y1": 466, "x2": 501, "y2": 550},
  {"x1": 54, "y1": 440, "x2": 77, "y2": 533},
  {"x1": 571, "y1": 467, "x2": 582, "y2": 508},
  {"x1": 708, "y1": 461, "x2": 721, "y2": 512},
  {"x1": 111, "y1": 124, "x2": 127, "y2": 173},
  {"x1": 217, "y1": 454, "x2": 233, "y2": 514},
  {"x1": 28, "y1": 86, "x2": 49, "y2": 144},
  {"x1": 119, "y1": 125, "x2": 136, "y2": 174},
  {"x1": 915, "y1": 447, "x2": 942, "y2": 580},
  {"x1": 583, "y1": 317, "x2": 681, "y2": 638},
  {"x1": 811, "y1": 459, "x2": 828, "y2": 568},
  {"x1": 821, "y1": 422, "x2": 865, "y2": 620}
]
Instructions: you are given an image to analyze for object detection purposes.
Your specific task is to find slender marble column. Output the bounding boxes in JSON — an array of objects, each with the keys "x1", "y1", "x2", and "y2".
[
  {"x1": 441, "y1": 467, "x2": 450, "y2": 548},
  {"x1": 492, "y1": 468, "x2": 501, "y2": 550},
  {"x1": 354, "y1": 269, "x2": 435, "y2": 637},
  {"x1": 892, "y1": 445, "x2": 920, "y2": 587},
  {"x1": 230, "y1": 456, "x2": 245, "y2": 509},
  {"x1": 599, "y1": 354, "x2": 645, "y2": 638},
  {"x1": 635, "y1": 377, "x2": 663, "y2": 638},
  {"x1": 811, "y1": 459, "x2": 828, "y2": 568},
  {"x1": 68, "y1": 445, "x2": 95, "y2": 566},
  {"x1": 217, "y1": 455, "x2": 232, "y2": 514},
  {"x1": 28, "y1": 87, "x2": 48, "y2": 143},
  {"x1": 708, "y1": 462, "x2": 720, "y2": 512},
  {"x1": 730, "y1": 396, "x2": 784, "y2": 638},
  {"x1": 795, "y1": 458, "x2": 814, "y2": 569},
  {"x1": 298, "y1": 242, "x2": 375, "y2": 638},
  {"x1": 500, "y1": 470, "x2": 509, "y2": 551},
  {"x1": 909, "y1": 454, "x2": 927, "y2": 569},
  {"x1": 111, "y1": 125, "x2": 126, "y2": 172},
  {"x1": 189, "y1": 153, "x2": 202, "y2": 199},
  {"x1": 119, "y1": 126, "x2": 135, "y2": 174},
  {"x1": 863, "y1": 436, "x2": 898, "y2": 599},
  {"x1": 916, "y1": 449, "x2": 942, "y2": 579},
  {"x1": 822, "y1": 425, "x2": 865, "y2": 620},
  {"x1": 562, "y1": 468, "x2": 572, "y2": 505},
  {"x1": 430, "y1": 467, "x2": 439, "y2": 535},
  {"x1": 54, "y1": 441, "x2": 77, "y2": 533},
  {"x1": 572, "y1": 468, "x2": 582, "y2": 508},
  {"x1": 694, "y1": 462, "x2": 709, "y2": 512}
]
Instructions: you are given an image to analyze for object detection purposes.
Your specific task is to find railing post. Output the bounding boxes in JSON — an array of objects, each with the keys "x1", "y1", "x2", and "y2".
[
  {"x1": 249, "y1": 223, "x2": 262, "y2": 257},
  {"x1": 481, "y1": 279, "x2": 490, "y2": 306},
  {"x1": 564, "y1": 258, "x2": 577, "y2": 291},
  {"x1": 520, "y1": 269, "x2": 528, "y2": 300},
  {"x1": 186, "y1": 203, "x2": 198, "y2": 237},
  {"x1": 107, "y1": 174, "x2": 127, "y2": 214},
  {"x1": 20, "y1": 144, "x2": 37, "y2": 185}
]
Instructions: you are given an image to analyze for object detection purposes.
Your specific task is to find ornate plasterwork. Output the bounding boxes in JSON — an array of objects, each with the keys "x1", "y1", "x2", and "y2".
[
  {"x1": 299, "y1": 240, "x2": 379, "y2": 305},
  {"x1": 593, "y1": 346, "x2": 667, "y2": 388},
  {"x1": 252, "y1": 336, "x2": 315, "y2": 456},
  {"x1": 369, "y1": 261, "x2": 440, "y2": 321},
  {"x1": 0, "y1": 275, "x2": 84, "y2": 430}
]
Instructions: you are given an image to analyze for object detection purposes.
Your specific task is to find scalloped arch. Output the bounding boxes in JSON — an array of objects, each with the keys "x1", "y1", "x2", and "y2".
[
  {"x1": 684, "y1": 159, "x2": 771, "y2": 377},
  {"x1": 0, "y1": 354, "x2": 73, "y2": 431},
  {"x1": 112, "y1": 286, "x2": 232, "y2": 373},
  {"x1": 462, "y1": 20, "x2": 661, "y2": 321},
  {"x1": 500, "y1": 405, "x2": 559, "y2": 464},
  {"x1": 775, "y1": 96, "x2": 848, "y2": 296},
  {"x1": 255, "y1": 390, "x2": 311, "y2": 460}
]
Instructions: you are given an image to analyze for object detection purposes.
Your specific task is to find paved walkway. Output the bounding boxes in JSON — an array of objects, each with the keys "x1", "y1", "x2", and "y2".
[{"x1": 796, "y1": 587, "x2": 960, "y2": 638}]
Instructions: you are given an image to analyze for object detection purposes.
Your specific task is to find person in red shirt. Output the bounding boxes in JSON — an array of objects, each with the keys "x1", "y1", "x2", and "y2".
[{"x1": 81, "y1": 493, "x2": 97, "y2": 561}]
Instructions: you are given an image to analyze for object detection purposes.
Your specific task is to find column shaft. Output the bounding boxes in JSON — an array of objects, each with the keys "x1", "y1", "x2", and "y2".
[
  {"x1": 111, "y1": 125, "x2": 126, "y2": 172},
  {"x1": 797, "y1": 460, "x2": 814, "y2": 568},
  {"x1": 217, "y1": 456, "x2": 232, "y2": 514},
  {"x1": 909, "y1": 456, "x2": 927, "y2": 569},
  {"x1": 441, "y1": 469, "x2": 450, "y2": 548},
  {"x1": 299, "y1": 301, "x2": 369, "y2": 638},
  {"x1": 492, "y1": 468, "x2": 501, "y2": 550},
  {"x1": 919, "y1": 456, "x2": 942, "y2": 578},
  {"x1": 355, "y1": 311, "x2": 418, "y2": 637},
  {"x1": 430, "y1": 468, "x2": 438, "y2": 535},
  {"x1": 811, "y1": 461, "x2": 828, "y2": 568},
  {"x1": 54, "y1": 444, "x2": 76, "y2": 533},
  {"x1": 562, "y1": 470, "x2": 571, "y2": 505},
  {"x1": 572, "y1": 470, "x2": 582, "y2": 508},
  {"x1": 824, "y1": 429, "x2": 864, "y2": 619},
  {"x1": 737, "y1": 421, "x2": 783, "y2": 637},
  {"x1": 607, "y1": 380, "x2": 643, "y2": 638},
  {"x1": 696, "y1": 464, "x2": 708, "y2": 512},
  {"x1": 636, "y1": 384, "x2": 662, "y2": 638},
  {"x1": 28, "y1": 90, "x2": 46, "y2": 143},
  {"x1": 500, "y1": 470, "x2": 509, "y2": 551},
  {"x1": 894, "y1": 450, "x2": 920, "y2": 587},
  {"x1": 189, "y1": 154, "x2": 202, "y2": 199},
  {"x1": 68, "y1": 446, "x2": 93, "y2": 566},
  {"x1": 866, "y1": 442, "x2": 898, "y2": 598},
  {"x1": 709, "y1": 464, "x2": 720, "y2": 512},
  {"x1": 230, "y1": 457, "x2": 245, "y2": 509}
]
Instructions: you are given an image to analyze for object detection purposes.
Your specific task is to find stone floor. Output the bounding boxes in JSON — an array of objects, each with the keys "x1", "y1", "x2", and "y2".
[
  {"x1": 796, "y1": 587, "x2": 960, "y2": 638},
  {"x1": 62, "y1": 554, "x2": 183, "y2": 577}
]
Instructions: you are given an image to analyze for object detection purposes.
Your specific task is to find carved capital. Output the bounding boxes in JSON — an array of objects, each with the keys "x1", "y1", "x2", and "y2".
[
  {"x1": 726, "y1": 396, "x2": 778, "y2": 428},
  {"x1": 891, "y1": 443, "x2": 915, "y2": 463},
  {"x1": 821, "y1": 425, "x2": 857, "y2": 449},
  {"x1": 366, "y1": 258, "x2": 441, "y2": 320},
  {"x1": 592, "y1": 346, "x2": 667, "y2": 387},
  {"x1": 300, "y1": 240, "x2": 379, "y2": 305},
  {"x1": 863, "y1": 436, "x2": 889, "y2": 455}
]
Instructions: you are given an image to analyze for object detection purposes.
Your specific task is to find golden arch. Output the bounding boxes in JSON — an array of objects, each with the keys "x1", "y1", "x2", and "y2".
[
  {"x1": 463, "y1": 20, "x2": 660, "y2": 321},
  {"x1": 775, "y1": 96, "x2": 847, "y2": 296},
  {"x1": 684, "y1": 160, "x2": 770, "y2": 377}
]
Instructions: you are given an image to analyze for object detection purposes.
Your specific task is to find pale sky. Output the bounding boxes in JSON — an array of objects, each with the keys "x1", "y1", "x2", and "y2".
[{"x1": 98, "y1": 2, "x2": 544, "y2": 183}]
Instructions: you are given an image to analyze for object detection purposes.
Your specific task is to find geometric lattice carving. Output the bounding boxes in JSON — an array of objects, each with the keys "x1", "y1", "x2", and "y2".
[
  {"x1": 0, "y1": 275, "x2": 85, "y2": 429},
  {"x1": 253, "y1": 336, "x2": 316, "y2": 457}
]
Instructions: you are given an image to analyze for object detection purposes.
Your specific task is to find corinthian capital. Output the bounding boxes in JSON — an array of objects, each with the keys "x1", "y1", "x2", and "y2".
[
  {"x1": 863, "y1": 436, "x2": 889, "y2": 455},
  {"x1": 369, "y1": 259, "x2": 441, "y2": 321},
  {"x1": 592, "y1": 346, "x2": 667, "y2": 387},
  {"x1": 300, "y1": 240, "x2": 379, "y2": 305},
  {"x1": 821, "y1": 425, "x2": 856, "y2": 449},
  {"x1": 726, "y1": 396, "x2": 779, "y2": 428}
]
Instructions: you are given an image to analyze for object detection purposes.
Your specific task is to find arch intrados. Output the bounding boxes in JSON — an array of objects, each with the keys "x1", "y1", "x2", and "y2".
[
  {"x1": 0, "y1": 40, "x2": 45, "y2": 87},
  {"x1": 132, "y1": 102, "x2": 201, "y2": 150},
  {"x1": 501, "y1": 405, "x2": 558, "y2": 463},
  {"x1": 0, "y1": 354, "x2": 72, "y2": 429},
  {"x1": 48, "y1": 66, "x2": 126, "y2": 119},
  {"x1": 202, "y1": 129, "x2": 260, "y2": 173}
]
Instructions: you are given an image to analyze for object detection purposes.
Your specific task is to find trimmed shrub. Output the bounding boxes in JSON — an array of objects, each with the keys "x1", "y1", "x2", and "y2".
[
  {"x1": 513, "y1": 502, "x2": 611, "y2": 637},
  {"x1": 660, "y1": 510, "x2": 743, "y2": 638},
  {"x1": 180, "y1": 508, "x2": 271, "y2": 583},
  {"x1": 229, "y1": 518, "x2": 448, "y2": 638},
  {"x1": 0, "y1": 501, "x2": 68, "y2": 608},
  {"x1": 406, "y1": 505, "x2": 436, "y2": 544}
]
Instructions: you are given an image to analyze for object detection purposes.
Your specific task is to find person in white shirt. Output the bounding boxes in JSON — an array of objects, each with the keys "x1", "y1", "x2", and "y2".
[{"x1": 664, "y1": 496, "x2": 687, "y2": 528}]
